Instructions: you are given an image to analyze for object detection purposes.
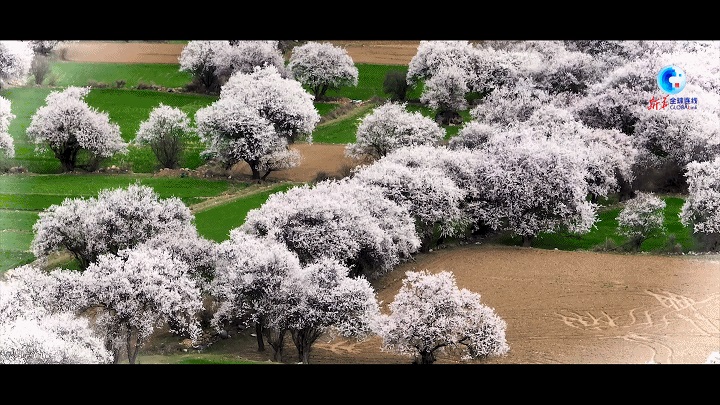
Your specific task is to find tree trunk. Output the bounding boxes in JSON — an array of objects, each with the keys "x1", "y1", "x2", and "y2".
[
  {"x1": 247, "y1": 159, "x2": 261, "y2": 180},
  {"x1": 292, "y1": 328, "x2": 321, "y2": 364},
  {"x1": 58, "y1": 146, "x2": 78, "y2": 172},
  {"x1": 255, "y1": 321, "x2": 265, "y2": 352},
  {"x1": 126, "y1": 329, "x2": 140, "y2": 364},
  {"x1": 522, "y1": 235, "x2": 534, "y2": 247},
  {"x1": 416, "y1": 349, "x2": 436, "y2": 364},
  {"x1": 264, "y1": 327, "x2": 287, "y2": 362}
]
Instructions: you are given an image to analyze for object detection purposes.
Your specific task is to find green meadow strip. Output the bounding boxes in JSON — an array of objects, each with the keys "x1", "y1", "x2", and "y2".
[{"x1": 195, "y1": 183, "x2": 295, "y2": 242}]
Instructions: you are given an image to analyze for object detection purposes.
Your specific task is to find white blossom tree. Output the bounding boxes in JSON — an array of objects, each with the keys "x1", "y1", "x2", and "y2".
[
  {"x1": 679, "y1": 156, "x2": 720, "y2": 251},
  {"x1": 196, "y1": 64, "x2": 319, "y2": 181},
  {"x1": 26, "y1": 86, "x2": 128, "y2": 172},
  {"x1": 379, "y1": 145, "x2": 487, "y2": 235},
  {"x1": 406, "y1": 40, "x2": 480, "y2": 125},
  {"x1": 139, "y1": 226, "x2": 217, "y2": 293},
  {"x1": 279, "y1": 257, "x2": 381, "y2": 364},
  {"x1": 469, "y1": 77, "x2": 552, "y2": 127},
  {"x1": 81, "y1": 246, "x2": 204, "y2": 363},
  {"x1": 472, "y1": 131, "x2": 598, "y2": 247},
  {"x1": 287, "y1": 41, "x2": 359, "y2": 99},
  {"x1": 521, "y1": 104, "x2": 638, "y2": 202},
  {"x1": 210, "y1": 230, "x2": 302, "y2": 359},
  {"x1": 31, "y1": 183, "x2": 195, "y2": 270},
  {"x1": 28, "y1": 40, "x2": 61, "y2": 56},
  {"x1": 0, "y1": 267, "x2": 112, "y2": 364},
  {"x1": 178, "y1": 40, "x2": 232, "y2": 93},
  {"x1": 241, "y1": 179, "x2": 420, "y2": 279},
  {"x1": 215, "y1": 40, "x2": 288, "y2": 78},
  {"x1": 219, "y1": 65, "x2": 320, "y2": 144},
  {"x1": 194, "y1": 95, "x2": 289, "y2": 180},
  {"x1": 448, "y1": 121, "x2": 496, "y2": 150},
  {"x1": 345, "y1": 101, "x2": 446, "y2": 161},
  {"x1": 349, "y1": 154, "x2": 468, "y2": 251},
  {"x1": 617, "y1": 192, "x2": 666, "y2": 251},
  {"x1": 420, "y1": 64, "x2": 470, "y2": 125},
  {"x1": 466, "y1": 43, "x2": 526, "y2": 96},
  {"x1": 406, "y1": 40, "x2": 477, "y2": 90},
  {"x1": 0, "y1": 40, "x2": 34, "y2": 88},
  {"x1": 134, "y1": 103, "x2": 194, "y2": 169},
  {"x1": 376, "y1": 270, "x2": 509, "y2": 364},
  {"x1": 0, "y1": 95, "x2": 15, "y2": 158},
  {"x1": 514, "y1": 40, "x2": 603, "y2": 96}
]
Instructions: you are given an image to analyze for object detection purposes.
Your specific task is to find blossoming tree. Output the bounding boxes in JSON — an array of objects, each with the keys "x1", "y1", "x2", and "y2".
[
  {"x1": 349, "y1": 152, "x2": 468, "y2": 251},
  {"x1": 275, "y1": 258, "x2": 380, "y2": 364},
  {"x1": 196, "y1": 66, "x2": 319, "y2": 180},
  {"x1": 31, "y1": 183, "x2": 195, "y2": 269},
  {"x1": 134, "y1": 103, "x2": 194, "y2": 169},
  {"x1": 376, "y1": 270, "x2": 509, "y2": 364},
  {"x1": 345, "y1": 101, "x2": 445, "y2": 161},
  {"x1": 0, "y1": 267, "x2": 112, "y2": 364},
  {"x1": 211, "y1": 230, "x2": 302, "y2": 359},
  {"x1": 617, "y1": 192, "x2": 666, "y2": 251},
  {"x1": 0, "y1": 40, "x2": 33, "y2": 88},
  {"x1": 81, "y1": 246, "x2": 204, "y2": 363},
  {"x1": 26, "y1": 86, "x2": 128, "y2": 172},
  {"x1": 679, "y1": 156, "x2": 720, "y2": 251},
  {"x1": 287, "y1": 41, "x2": 358, "y2": 99},
  {"x1": 241, "y1": 179, "x2": 420, "y2": 279},
  {"x1": 0, "y1": 95, "x2": 15, "y2": 158}
]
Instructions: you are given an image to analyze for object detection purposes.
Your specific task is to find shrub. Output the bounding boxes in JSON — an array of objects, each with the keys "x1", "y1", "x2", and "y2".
[
  {"x1": 30, "y1": 54, "x2": 50, "y2": 85},
  {"x1": 383, "y1": 70, "x2": 408, "y2": 101},
  {"x1": 593, "y1": 238, "x2": 619, "y2": 252},
  {"x1": 87, "y1": 80, "x2": 109, "y2": 88},
  {"x1": 617, "y1": 192, "x2": 666, "y2": 251}
]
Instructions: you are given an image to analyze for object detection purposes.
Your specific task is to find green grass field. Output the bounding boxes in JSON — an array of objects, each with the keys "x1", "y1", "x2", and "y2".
[
  {"x1": 0, "y1": 87, "x2": 217, "y2": 174},
  {"x1": 48, "y1": 61, "x2": 194, "y2": 88},
  {"x1": 323, "y1": 64, "x2": 423, "y2": 101},
  {"x1": 497, "y1": 196, "x2": 696, "y2": 253},
  {"x1": 0, "y1": 173, "x2": 239, "y2": 273},
  {"x1": 195, "y1": 183, "x2": 296, "y2": 242}
]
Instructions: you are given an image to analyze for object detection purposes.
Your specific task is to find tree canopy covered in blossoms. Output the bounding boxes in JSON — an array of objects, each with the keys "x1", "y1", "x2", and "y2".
[
  {"x1": 134, "y1": 103, "x2": 194, "y2": 169},
  {"x1": 0, "y1": 40, "x2": 33, "y2": 88},
  {"x1": 345, "y1": 101, "x2": 445, "y2": 161},
  {"x1": 376, "y1": 270, "x2": 509, "y2": 364},
  {"x1": 241, "y1": 179, "x2": 420, "y2": 279},
  {"x1": 288, "y1": 41, "x2": 359, "y2": 99},
  {"x1": 31, "y1": 183, "x2": 195, "y2": 269},
  {"x1": 26, "y1": 86, "x2": 127, "y2": 172},
  {"x1": 196, "y1": 65, "x2": 319, "y2": 180}
]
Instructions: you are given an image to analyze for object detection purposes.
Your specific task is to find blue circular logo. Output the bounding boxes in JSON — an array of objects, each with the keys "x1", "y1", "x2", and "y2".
[{"x1": 657, "y1": 65, "x2": 686, "y2": 94}]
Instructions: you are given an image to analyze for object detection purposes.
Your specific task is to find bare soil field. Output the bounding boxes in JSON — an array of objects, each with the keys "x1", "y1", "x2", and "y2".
[
  {"x1": 57, "y1": 40, "x2": 421, "y2": 65},
  {"x1": 61, "y1": 41, "x2": 720, "y2": 365}
]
